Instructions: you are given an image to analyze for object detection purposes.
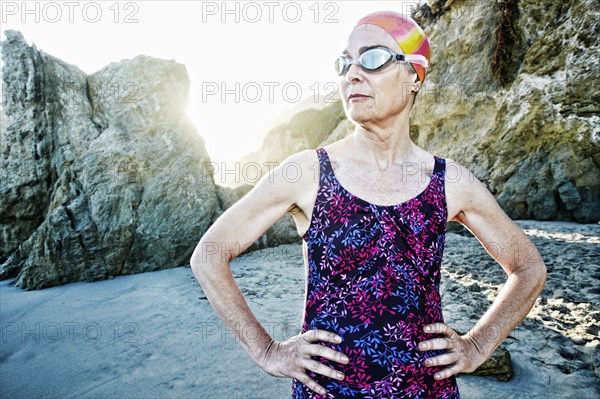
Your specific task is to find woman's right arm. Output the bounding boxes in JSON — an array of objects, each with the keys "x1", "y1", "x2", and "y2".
[{"x1": 189, "y1": 150, "x2": 348, "y2": 396}]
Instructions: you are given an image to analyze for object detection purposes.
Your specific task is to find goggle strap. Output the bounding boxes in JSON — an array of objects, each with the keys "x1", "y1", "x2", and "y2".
[{"x1": 398, "y1": 53, "x2": 429, "y2": 68}]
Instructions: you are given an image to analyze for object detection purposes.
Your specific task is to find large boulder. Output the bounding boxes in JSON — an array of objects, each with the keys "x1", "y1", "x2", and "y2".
[{"x1": 0, "y1": 31, "x2": 220, "y2": 289}]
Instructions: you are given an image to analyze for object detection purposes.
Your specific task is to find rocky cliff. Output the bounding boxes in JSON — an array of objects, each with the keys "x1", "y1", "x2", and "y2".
[
  {"x1": 411, "y1": 0, "x2": 599, "y2": 222},
  {"x1": 243, "y1": 0, "x2": 600, "y2": 223},
  {"x1": 0, "y1": 31, "x2": 295, "y2": 290}
]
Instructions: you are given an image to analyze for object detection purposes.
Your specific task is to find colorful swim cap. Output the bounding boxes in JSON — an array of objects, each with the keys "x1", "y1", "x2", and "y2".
[{"x1": 354, "y1": 11, "x2": 431, "y2": 84}]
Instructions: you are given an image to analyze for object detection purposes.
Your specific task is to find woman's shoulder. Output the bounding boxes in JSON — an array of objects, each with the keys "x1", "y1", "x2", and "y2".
[
  {"x1": 276, "y1": 149, "x2": 322, "y2": 190},
  {"x1": 443, "y1": 157, "x2": 479, "y2": 184},
  {"x1": 443, "y1": 157, "x2": 497, "y2": 221},
  {"x1": 284, "y1": 148, "x2": 320, "y2": 170}
]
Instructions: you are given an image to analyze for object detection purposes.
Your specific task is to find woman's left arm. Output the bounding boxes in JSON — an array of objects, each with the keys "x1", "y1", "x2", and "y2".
[{"x1": 419, "y1": 159, "x2": 548, "y2": 380}]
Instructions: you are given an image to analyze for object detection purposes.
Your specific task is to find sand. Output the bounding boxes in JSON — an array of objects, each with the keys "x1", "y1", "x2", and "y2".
[{"x1": 1, "y1": 220, "x2": 598, "y2": 398}]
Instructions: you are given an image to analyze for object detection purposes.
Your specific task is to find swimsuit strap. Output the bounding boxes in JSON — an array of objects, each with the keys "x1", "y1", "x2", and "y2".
[{"x1": 316, "y1": 147, "x2": 334, "y2": 179}]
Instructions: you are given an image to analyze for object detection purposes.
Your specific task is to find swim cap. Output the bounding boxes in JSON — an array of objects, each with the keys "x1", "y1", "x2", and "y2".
[{"x1": 354, "y1": 11, "x2": 431, "y2": 84}]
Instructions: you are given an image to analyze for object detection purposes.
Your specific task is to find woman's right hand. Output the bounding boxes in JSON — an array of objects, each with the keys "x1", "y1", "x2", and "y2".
[{"x1": 259, "y1": 329, "x2": 350, "y2": 396}]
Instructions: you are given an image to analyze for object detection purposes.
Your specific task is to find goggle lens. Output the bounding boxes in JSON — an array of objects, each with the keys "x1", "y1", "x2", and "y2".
[
  {"x1": 335, "y1": 47, "x2": 395, "y2": 76},
  {"x1": 361, "y1": 48, "x2": 393, "y2": 70},
  {"x1": 334, "y1": 56, "x2": 347, "y2": 76}
]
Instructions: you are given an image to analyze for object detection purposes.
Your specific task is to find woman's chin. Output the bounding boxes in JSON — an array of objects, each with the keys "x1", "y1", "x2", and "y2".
[{"x1": 348, "y1": 109, "x2": 373, "y2": 124}]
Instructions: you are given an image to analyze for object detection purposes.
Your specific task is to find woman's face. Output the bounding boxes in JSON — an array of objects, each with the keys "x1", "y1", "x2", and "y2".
[{"x1": 339, "y1": 24, "x2": 418, "y2": 125}]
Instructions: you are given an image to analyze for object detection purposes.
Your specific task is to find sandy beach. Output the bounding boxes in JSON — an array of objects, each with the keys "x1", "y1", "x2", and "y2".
[{"x1": 1, "y1": 220, "x2": 598, "y2": 399}]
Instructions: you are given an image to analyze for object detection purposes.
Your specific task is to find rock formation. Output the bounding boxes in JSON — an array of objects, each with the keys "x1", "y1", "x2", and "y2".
[
  {"x1": 411, "y1": 0, "x2": 599, "y2": 222},
  {"x1": 0, "y1": 31, "x2": 296, "y2": 290}
]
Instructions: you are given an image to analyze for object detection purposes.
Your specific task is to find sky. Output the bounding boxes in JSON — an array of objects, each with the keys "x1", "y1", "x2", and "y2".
[{"x1": 0, "y1": 0, "x2": 420, "y2": 172}]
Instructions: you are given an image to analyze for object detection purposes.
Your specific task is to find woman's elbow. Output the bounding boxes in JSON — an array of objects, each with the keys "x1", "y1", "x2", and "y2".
[
  {"x1": 190, "y1": 236, "x2": 230, "y2": 273},
  {"x1": 525, "y1": 260, "x2": 548, "y2": 296},
  {"x1": 537, "y1": 261, "x2": 548, "y2": 291},
  {"x1": 190, "y1": 238, "x2": 213, "y2": 272}
]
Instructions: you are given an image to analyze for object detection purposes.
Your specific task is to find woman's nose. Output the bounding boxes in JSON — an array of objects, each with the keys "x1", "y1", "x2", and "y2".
[{"x1": 345, "y1": 62, "x2": 364, "y2": 83}]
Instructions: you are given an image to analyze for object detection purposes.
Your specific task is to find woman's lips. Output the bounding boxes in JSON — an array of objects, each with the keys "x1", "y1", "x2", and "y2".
[{"x1": 348, "y1": 94, "x2": 370, "y2": 101}]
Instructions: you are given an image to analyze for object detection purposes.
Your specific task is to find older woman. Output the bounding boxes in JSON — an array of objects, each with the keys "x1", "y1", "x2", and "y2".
[{"x1": 191, "y1": 10, "x2": 547, "y2": 399}]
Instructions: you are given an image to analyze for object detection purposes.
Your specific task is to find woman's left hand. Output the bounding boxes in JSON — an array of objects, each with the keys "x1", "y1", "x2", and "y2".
[{"x1": 418, "y1": 322, "x2": 488, "y2": 380}]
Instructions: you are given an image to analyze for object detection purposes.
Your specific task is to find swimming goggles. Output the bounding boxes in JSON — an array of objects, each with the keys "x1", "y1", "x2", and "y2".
[{"x1": 335, "y1": 46, "x2": 429, "y2": 76}]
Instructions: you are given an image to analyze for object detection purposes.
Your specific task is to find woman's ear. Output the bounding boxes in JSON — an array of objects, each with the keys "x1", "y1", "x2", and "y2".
[{"x1": 413, "y1": 76, "x2": 421, "y2": 91}]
